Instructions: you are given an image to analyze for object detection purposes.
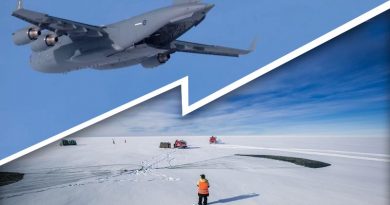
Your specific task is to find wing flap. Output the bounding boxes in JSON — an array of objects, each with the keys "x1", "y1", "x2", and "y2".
[{"x1": 170, "y1": 40, "x2": 253, "y2": 57}]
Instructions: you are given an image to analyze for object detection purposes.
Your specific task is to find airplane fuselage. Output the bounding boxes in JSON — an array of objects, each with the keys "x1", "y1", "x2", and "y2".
[{"x1": 30, "y1": 3, "x2": 213, "y2": 73}]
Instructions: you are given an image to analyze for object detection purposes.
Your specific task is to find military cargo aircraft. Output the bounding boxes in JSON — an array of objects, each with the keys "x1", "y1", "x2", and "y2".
[{"x1": 12, "y1": 0, "x2": 254, "y2": 73}]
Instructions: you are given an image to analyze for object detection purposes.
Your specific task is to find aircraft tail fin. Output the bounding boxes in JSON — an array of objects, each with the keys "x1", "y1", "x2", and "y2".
[
  {"x1": 249, "y1": 37, "x2": 258, "y2": 52},
  {"x1": 173, "y1": 0, "x2": 201, "y2": 5},
  {"x1": 16, "y1": 0, "x2": 23, "y2": 10}
]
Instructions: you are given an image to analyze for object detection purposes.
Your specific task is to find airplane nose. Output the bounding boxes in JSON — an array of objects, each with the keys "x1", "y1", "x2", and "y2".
[
  {"x1": 187, "y1": 3, "x2": 214, "y2": 14},
  {"x1": 204, "y1": 4, "x2": 215, "y2": 12}
]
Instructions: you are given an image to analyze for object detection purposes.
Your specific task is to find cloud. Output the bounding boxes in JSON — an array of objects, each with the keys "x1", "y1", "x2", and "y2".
[
  {"x1": 76, "y1": 59, "x2": 389, "y2": 137},
  {"x1": 74, "y1": 14, "x2": 390, "y2": 138}
]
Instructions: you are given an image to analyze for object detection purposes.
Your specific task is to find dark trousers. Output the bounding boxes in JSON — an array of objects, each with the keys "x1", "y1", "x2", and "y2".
[{"x1": 198, "y1": 194, "x2": 209, "y2": 205}]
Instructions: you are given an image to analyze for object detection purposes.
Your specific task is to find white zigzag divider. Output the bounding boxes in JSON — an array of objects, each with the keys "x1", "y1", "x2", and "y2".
[{"x1": 1, "y1": 1, "x2": 389, "y2": 166}]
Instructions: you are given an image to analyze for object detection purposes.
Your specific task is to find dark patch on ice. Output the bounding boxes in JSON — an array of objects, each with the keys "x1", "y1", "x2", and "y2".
[
  {"x1": 0, "y1": 172, "x2": 24, "y2": 186},
  {"x1": 236, "y1": 154, "x2": 331, "y2": 168}
]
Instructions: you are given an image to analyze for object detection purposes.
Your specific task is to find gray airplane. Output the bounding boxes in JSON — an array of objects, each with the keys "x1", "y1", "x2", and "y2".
[{"x1": 12, "y1": 0, "x2": 253, "y2": 73}]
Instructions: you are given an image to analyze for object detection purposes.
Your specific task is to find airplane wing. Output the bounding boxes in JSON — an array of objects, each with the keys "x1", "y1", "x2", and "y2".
[
  {"x1": 12, "y1": 8, "x2": 106, "y2": 38},
  {"x1": 169, "y1": 40, "x2": 254, "y2": 57}
]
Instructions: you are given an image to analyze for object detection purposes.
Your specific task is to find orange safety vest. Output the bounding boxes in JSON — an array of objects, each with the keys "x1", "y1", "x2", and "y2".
[{"x1": 197, "y1": 179, "x2": 209, "y2": 195}]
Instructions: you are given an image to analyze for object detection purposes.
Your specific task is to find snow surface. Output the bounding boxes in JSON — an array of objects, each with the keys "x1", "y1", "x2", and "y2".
[{"x1": 0, "y1": 136, "x2": 389, "y2": 205}]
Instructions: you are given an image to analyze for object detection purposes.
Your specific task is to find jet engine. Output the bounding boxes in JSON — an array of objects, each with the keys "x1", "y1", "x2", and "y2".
[
  {"x1": 31, "y1": 34, "x2": 59, "y2": 52},
  {"x1": 141, "y1": 53, "x2": 171, "y2": 68},
  {"x1": 12, "y1": 27, "x2": 41, "y2": 46}
]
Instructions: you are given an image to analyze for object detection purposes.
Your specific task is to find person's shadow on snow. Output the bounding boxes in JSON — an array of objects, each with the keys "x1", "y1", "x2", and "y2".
[{"x1": 208, "y1": 193, "x2": 259, "y2": 204}]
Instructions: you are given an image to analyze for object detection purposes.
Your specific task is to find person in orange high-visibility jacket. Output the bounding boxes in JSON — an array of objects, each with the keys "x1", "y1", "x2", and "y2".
[{"x1": 197, "y1": 174, "x2": 210, "y2": 205}]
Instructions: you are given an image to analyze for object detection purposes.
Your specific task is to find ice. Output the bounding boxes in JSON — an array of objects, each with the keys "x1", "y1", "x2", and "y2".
[{"x1": 0, "y1": 136, "x2": 389, "y2": 205}]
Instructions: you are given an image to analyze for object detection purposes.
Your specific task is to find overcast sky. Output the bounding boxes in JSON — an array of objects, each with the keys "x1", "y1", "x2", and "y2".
[{"x1": 75, "y1": 12, "x2": 390, "y2": 138}]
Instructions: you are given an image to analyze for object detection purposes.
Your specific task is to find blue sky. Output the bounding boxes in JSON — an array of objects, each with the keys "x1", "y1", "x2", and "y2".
[
  {"x1": 76, "y1": 11, "x2": 390, "y2": 138},
  {"x1": 0, "y1": 0, "x2": 387, "y2": 158}
]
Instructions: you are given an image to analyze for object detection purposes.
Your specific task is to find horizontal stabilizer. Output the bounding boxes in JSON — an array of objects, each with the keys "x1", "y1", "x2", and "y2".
[{"x1": 173, "y1": 0, "x2": 201, "y2": 5}]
